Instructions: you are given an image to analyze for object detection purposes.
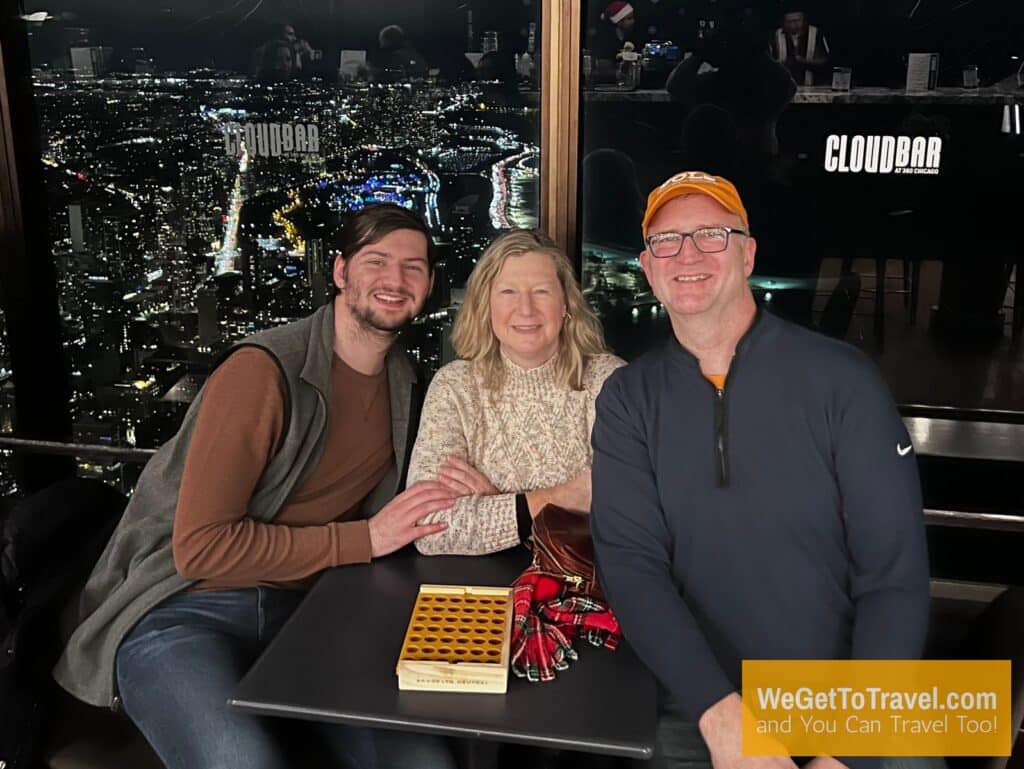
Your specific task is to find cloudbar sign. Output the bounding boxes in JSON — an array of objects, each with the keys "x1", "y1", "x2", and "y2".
[
  {"x1": 824, "y1": 135, "x2": 942, "y2": 175},
  {"x1": 224, "y1": 122, "x2": 320, "y2": 158}
]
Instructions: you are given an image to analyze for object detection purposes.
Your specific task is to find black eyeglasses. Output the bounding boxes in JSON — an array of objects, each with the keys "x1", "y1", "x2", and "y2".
[{"x1": 645, "y1": 226, "x2": 749, "y2": 258}]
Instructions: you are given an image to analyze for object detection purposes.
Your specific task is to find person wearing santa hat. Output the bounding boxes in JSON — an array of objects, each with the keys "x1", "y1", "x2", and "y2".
[
  {"x1": 603, "y1": 0, "x2": 635, "y2": 28},
  {"x1": 589, "y1": 1, "x2": 639, "y2": 70}
]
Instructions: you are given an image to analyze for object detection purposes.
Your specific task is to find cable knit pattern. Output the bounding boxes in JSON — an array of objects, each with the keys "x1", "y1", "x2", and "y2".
[{"x1": 409, "y1": 352, "x2": 625, "y2": 555}]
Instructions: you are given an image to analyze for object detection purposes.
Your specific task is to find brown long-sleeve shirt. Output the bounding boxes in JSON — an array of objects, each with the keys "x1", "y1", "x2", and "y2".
[{"x1": 171, "y1": 346, "x2": 392, "y2": 591}]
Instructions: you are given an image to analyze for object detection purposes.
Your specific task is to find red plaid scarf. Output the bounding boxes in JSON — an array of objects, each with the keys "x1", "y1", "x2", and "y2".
[{"x1": 509, "y1": 566, "x2": 621, "y2": 683}]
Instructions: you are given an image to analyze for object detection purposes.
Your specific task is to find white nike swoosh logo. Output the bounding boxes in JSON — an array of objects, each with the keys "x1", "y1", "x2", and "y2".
[{"x1": 897, "y1": 443, "x2": 913, "y2": 456}]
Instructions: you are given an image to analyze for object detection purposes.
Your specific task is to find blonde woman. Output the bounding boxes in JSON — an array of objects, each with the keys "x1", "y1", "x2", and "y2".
[{"x1": 408, "y1": 229, "x2": 624, "y2": 555}]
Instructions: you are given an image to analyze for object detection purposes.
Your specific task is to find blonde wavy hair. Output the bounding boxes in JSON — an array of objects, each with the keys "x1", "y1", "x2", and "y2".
[{"x1": 451, "y1": 229, "x2": 609, "y2": 391}]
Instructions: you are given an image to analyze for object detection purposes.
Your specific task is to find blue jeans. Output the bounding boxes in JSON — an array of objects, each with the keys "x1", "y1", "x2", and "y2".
[
  {"x1": 642, "y1": 694, "x2": 950, "y2": 769},
  {"x1": 116, "y1": 587, "x2": 455, "y2": 769}
]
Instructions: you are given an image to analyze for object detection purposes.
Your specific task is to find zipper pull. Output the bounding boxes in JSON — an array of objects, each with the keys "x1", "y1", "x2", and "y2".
[{"x1": 714, "y1": 387, "x2": 727, "y2": 486}]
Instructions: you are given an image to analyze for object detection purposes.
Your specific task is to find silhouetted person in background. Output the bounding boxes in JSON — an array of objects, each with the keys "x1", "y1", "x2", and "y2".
[
  {"x1": 581, "y1": 148, "x2": 645, "y2": 253},
  {"x1": 769, "y1": 5, "x2": 831, "y2": 86},
  {"x1": 252, "y1": 22, "x2": 316, "y2": 81},
  {"x1": 667, "y1": 10, "x2": 813, "y2": 326},
  {"x1": 678, "y1": 104, "x2": 741, "y2": 182},
  {"x1": 371, "y1": 24, "x2": 428, "y2": 82},
  {"x1": 666, "y1": 12, "x2": 795, "y2": 171},
  {"x1": 589, "y1": 1, "x2": 639, "y2": 77}
]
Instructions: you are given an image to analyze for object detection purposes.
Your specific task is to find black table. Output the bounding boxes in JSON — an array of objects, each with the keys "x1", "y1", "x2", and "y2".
[{"x1": 230, "y1": 547, "x2": 658, "y2": 759}]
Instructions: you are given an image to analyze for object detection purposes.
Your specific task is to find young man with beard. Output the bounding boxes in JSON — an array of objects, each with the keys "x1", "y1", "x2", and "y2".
[
  {"x1": 591, "y1": 173, "x2": 935, "y2": 769},
  {"x1": 53, "y1": 203, "x2": 458, "y2": 769}
]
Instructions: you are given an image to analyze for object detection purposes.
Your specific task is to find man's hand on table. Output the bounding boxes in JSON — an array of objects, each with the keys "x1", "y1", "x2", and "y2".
[
  {"x1": 699, "y1": 693, "x2": 800, "y2": 769},
  {"x1": 368, "y1": 481, "x2": 454, "y2": 558}
]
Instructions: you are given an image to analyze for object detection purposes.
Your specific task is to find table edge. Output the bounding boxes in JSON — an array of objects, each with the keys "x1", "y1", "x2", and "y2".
[{"x1": 227, "y1": 697, "x2": 655, "y2": 759}]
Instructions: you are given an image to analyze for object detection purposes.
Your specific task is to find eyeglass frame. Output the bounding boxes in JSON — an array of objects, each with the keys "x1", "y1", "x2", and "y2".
[{"x1": 644, "y1": 226, "x2": 750, "y2": 258}]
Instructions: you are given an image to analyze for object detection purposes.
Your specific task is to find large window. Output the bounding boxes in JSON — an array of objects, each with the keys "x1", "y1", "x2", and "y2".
[
  {"x1": 4, "y1": 0, "x2": 1024, "y2": 498},
  {"x1": 16, "y1": 0, "x2": 540, "y2": 485},
  {"x1": 579, "y1": 0, "x2": 1024, "y2": 415}
]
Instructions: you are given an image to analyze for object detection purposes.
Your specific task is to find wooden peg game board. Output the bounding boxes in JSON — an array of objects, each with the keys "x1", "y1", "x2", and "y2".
[{"x1": 396, "y1": 584, "x2": 513, "y2": 693}]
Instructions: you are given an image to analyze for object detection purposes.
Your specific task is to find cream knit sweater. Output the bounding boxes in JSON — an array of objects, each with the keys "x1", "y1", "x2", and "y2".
[{"x1": 409, "y1": 352, "x2": 625, "y2": 555}]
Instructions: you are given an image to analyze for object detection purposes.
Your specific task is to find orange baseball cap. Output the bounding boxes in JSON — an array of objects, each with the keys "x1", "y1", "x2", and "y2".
[{"x1": 642, "y1": 171, "x2": 749, "y2": 240}]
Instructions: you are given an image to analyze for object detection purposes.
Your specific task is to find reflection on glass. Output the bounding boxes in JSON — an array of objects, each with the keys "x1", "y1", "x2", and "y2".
[
  {"x1": 580, "y1": 0, "x2": 1024, "y2": 415},
  {"x1": 0, "y1": 306, "x2": 15, "y2": 496},
  {"x1": 21, "y1": 1, "x2": 541, "y2": 488}
]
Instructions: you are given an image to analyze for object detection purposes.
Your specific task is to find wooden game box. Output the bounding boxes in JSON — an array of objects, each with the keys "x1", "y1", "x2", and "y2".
[{"x1": 396, "y1": 584, "x2": 514, "y2": 693}]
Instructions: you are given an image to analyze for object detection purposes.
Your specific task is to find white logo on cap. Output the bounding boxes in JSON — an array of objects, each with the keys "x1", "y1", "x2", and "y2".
[{"x1": 661, "y1": 171, "x2": 718, "y2": 189}]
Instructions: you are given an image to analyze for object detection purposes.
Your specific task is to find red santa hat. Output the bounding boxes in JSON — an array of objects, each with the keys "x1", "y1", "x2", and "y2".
[{"x1": 601, "y1": 1, "x2": 634, "y2": 25}]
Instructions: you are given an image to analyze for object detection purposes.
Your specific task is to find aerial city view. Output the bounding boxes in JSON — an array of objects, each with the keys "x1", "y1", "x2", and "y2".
[{"x1": 6, "y1": 2, "x2": 559, "y2": 490}]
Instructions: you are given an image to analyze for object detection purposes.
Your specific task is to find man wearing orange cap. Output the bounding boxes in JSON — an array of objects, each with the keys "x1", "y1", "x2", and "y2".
[{"x1": 591, "y1": 172, "x2": 931, "y2": 769}]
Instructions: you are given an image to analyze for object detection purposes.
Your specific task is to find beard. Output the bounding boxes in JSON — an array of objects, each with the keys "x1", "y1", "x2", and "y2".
[{"x1": 343, "y1": 283, "x2": 418, "y2": 334}]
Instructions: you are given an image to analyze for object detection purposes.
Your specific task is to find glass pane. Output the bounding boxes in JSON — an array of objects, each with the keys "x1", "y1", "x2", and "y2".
[
  {"x1": 579, "y1": 0, "x2": 1024, "y2": 415},
  {"x1": 0, "y1": 306, "x2": 15, "y2": 496},
  {"x1": 21, "y1": 0, "x2": 541, "y2": 484}
]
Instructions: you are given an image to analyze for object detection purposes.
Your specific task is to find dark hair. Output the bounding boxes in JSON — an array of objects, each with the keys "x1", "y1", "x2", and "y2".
[{"x1": 331, "y1": 203, "x2": 435, "y2": 294}]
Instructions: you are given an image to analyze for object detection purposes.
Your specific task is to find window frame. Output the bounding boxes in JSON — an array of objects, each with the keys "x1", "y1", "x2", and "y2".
[{"x1": 539, "y1": 0, "x2": 583, "y2": 260}]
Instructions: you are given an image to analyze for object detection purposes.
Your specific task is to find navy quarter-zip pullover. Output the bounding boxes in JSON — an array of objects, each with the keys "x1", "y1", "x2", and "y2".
[{"x1": 591, "y1": 309, "x2": 929, "y2": 725}]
